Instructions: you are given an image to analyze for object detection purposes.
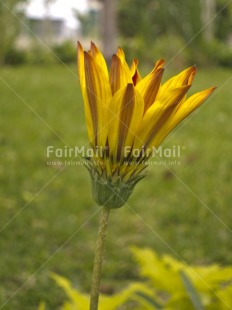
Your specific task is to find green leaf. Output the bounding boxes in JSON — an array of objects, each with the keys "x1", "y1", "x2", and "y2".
[
  {"x1": 131, "y1": 247, "x2": 184, "y2": 294},
  {"x1": 51, "y1": 273, "x2": 89, "y2": 309},
  {"x1": 38, "y1": 302, "x2": 46, "y2": 310},
  {"x1": 135, "y1": 291, "x2": 164, "y2": 309},
  {"x1": 180, "y1": 270, "x2": 205, "y2": 310},
  {"x1": 100, "y1": 283, "x2": 155, "y2": 310}
]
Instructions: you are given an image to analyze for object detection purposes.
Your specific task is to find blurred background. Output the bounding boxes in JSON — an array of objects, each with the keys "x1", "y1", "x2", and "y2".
[
  {"x1": 1, "y1": 0, "x2": 232, "y2": 67},
  {"x1": 0, "y1": 0, "x2": 232, "y2": 309}
]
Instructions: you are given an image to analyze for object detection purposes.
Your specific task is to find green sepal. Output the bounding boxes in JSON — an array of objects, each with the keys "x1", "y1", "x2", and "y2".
[{"x1": 85, "y1": 158, "x2": 146, "y2": 209}]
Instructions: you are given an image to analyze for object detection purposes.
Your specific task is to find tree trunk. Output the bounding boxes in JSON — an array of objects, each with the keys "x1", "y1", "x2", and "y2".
[
  {"x1": 101, "y1": 0, "x2": 117, "y2": 67},
  {"x1": 201, "y1": 0, "x2": 216, "y2": 42}
]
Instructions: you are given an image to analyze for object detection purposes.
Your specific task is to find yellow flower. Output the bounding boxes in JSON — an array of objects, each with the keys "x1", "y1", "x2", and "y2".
[{"x1": 77, "y1": 42, "x2": 215, "y2": 208}]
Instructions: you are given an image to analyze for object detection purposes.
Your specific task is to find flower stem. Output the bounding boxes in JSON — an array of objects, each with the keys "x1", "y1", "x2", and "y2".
[{"x1": 90, "y1": 206, "x2": 110, "y2": 310}]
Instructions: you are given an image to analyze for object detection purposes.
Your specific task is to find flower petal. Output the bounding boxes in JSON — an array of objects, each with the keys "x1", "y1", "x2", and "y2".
[
  {"x1": 130, "y1": 59, "x2": 142, "y2": 86},
  {"x1": 107, "y1": 84, "x2": 144, "y2": 163},
  {"x1": 154, "y1": 59, "x2": 165, "y2": 70},
  {"x1": 110, "y1": 49, "x2": 132, "y2": 95},
  {"x1": 152, "y1": 87, "x2": 216, "y2": 146},
  {"x1": 78, "y1": 42, "x2": 95, "y2": 144},
  {"x1": 116, "y1": 47, "x2": 126, "y2": 61},
  {"x1": 77, "y1": 42, "x2": 85, "y2": 90},
  {"x1": 89, "y1": 41, "x2": 109, "y2": 80},
  {"x1": 133, "y1": 85, "x2": 191, "y2": 151},
  {"x1": 78, "y1": 44, "x2": 111, "y2": 147},
  {"x1": 159, "y1": 66, "x2": 196, "y2": 97},
  {"x1": 136, "y1": 67, "x2": 164, "y2": 112}
]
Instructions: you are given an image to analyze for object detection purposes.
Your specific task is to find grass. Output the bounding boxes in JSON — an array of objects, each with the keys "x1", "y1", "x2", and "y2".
[{"x1": 0, "y1": 63, "x2": 231, "y2": 309}]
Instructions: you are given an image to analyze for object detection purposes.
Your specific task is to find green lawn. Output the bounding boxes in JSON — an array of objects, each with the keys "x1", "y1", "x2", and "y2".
[{"x1": 0, "y1": 64, "x2": 231, "y2": 309}]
